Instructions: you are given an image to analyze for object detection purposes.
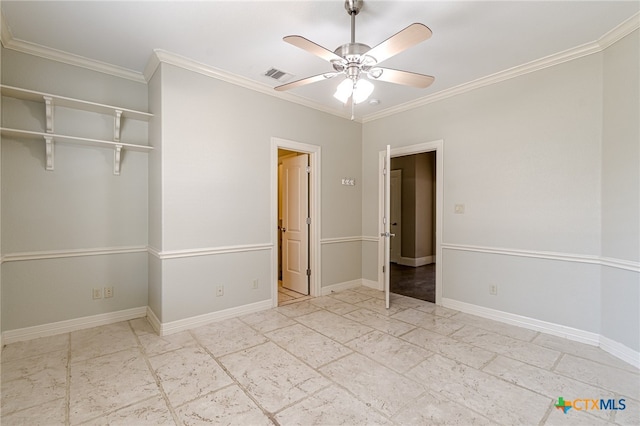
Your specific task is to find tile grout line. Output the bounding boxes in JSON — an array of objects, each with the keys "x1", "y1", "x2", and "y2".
[
  {"x1": 291, "y1": 301, "x2": 443, "y2": 419},
  {"x1": 187, "y1": 329, "x2": 280, "y2": 426},
  {"x1": 222, "y1": 301, "x2": 400, "y2": 423},
  {"x1": 537, "y1": 401, "x2": 555, "y2": 426},
  {"x1": 477, "y1": 351, "x2": 633, "y2": 425},
  {"x1": 75, "y1": 395, "x2": 163, "y2": 426},
  {"x1": 127, "y1": 320, "x2": 182, "y2": 426},
  {"x1": 550, "y1": 352, "x2": 565, "y2": 372},
  {"x1": 281, "y1": 349, "x2": 394, "y2": 422}
]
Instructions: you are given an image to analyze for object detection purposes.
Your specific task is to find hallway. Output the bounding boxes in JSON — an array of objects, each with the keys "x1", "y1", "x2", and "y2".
[{"x1": 390, "y1": 263, "x2": 435, "y2": 303}]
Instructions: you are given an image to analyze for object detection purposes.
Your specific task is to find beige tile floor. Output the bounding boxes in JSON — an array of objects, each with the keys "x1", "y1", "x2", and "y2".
[
  {"x1": 278, "y1": 281, "x2": 311, "y2": 305},
  {"x1": 2, "y1": 286, "x2": 639, "y2": 425}
]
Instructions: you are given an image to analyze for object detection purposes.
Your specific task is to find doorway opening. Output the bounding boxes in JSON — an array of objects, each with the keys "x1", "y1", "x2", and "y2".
[
  {"x1": 378, "y1": 140, "x2": 443, "y2": 306},
  {"x1": 389, "y1": 152, "x2": 436, "y2": 302},
  {"x1": 277, "y1": 149, "x2": 312, "y2": 305},
  {"x1": 271, "y1": 138, "x2": 321, "y2": 308}
]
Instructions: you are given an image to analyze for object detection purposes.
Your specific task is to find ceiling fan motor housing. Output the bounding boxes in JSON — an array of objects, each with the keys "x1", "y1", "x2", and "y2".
[
  {"x1": 333, "y1": 42, "x2": 374, "y2": 76},
  {"x1": 334, "y1": 42, "x2": 371, "y2": 60}
]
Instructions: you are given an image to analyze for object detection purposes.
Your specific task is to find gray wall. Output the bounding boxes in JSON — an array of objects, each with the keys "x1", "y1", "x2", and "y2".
[
  {"x1": 1, "y1": 49, "x2": 149, "y2": 330},
  {"x1": 149, "y1": 62, "x2": 362, "y2": 323},
  {"x1": 600, "y1": 30, "x2": 640, "y2": 351},
  {"x1": 363, "y1": 52, "x2": 603, "y2": 331},
  {"x1": 362, "y1": 34, "x2": 639, "y2": 351}
]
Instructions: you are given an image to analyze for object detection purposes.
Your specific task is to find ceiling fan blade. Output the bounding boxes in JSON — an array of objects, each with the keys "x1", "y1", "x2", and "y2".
[
  {"x1": 275, "y1": 73, "x2": 336, "y2": 92},
  {"x1": 369, "y1": 68, "x2": 435, "y2": 88},
  {"x1": 365, "y1": 23, "x2": 432, "y2": 64},
  {"x1": 284, "y1": 35, "x2": 345, "y2": 64}
]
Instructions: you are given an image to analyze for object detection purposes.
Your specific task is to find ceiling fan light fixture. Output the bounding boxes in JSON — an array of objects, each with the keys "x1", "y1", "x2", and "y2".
[
  {"x1": 333, "y1": 78, "x2": 374, "y2": 104},
  {"x1": 334, "y1": 78, "x2": 354, "y2": 103},
  {"x1": 353, "y1": 79, "x2": 374, "y2": 104}
]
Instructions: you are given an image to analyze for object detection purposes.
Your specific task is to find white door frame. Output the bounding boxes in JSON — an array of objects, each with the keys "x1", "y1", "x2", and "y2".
[
  {"x1": 271, "y1": 137, "x2": 321, "y2": 307},
  {"x1": 378, "y1": 140, "x2": 444, "y2": 305},
  {"x1": 281, "y1": 154, "x2": 310, "y2": 295}
]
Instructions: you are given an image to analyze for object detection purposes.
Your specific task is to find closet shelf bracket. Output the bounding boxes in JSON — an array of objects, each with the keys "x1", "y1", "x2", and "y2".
[
  {"x1": 44, "y1": 96, "x2": 54, "y2": 133},
  {"x1": 114, "y1": 109, "x2": 122, "y2": 142},
  {"x1": 114, "y1": 144, "x2": 123, "y2": 175},
  {"x1": 44, "y1": 135, "x2": 54, "y2": 171}
]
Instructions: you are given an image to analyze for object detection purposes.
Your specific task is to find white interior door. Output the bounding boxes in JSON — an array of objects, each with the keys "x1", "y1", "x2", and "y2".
[
  {"x1": 382, "y1": 145, "x2": 392, "y2": 309},
  {"x1": 390, "y1": 169, "x2": 402, "y2": 264},
  {"x1": 282, "y1": 154, "x2": 309, "y2": 295}
]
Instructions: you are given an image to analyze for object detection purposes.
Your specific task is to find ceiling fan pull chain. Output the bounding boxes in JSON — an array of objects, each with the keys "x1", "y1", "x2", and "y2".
[{"x1": 351, "y1": 97, "x2": 355, "y2": 121}]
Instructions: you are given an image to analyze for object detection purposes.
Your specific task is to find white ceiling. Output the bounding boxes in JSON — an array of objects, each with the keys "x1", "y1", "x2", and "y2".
[{"x1": 2, "y1": 1, "x2": 639, "y2": 121}]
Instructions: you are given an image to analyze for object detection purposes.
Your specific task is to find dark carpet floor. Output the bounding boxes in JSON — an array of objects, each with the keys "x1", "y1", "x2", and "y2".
[{"x1": 390, "y1": 262, "x2": 435, "y2": 303}]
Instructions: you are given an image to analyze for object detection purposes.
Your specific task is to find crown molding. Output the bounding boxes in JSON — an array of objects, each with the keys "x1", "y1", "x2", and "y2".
[
  {"x1": 0, "y1": 11, "x2": 12, "y2": 46},
  {"x1": 598, "y1": 11, "x2": 640, "y2": 50},
  {"x1": 1, "y1": 9, "x2": 637, "y2": 123},
  {"x1": 0, "y1": 11, "x2": 146, "y2": 83},
  {"x1": 362, "y1": 12, "x2": 640, "y2": 123},
  {"x1": 362, "y1": 41, "x2": 600, "y2": 123},
  {"x1": 145, "y1": 49, "x2": 357, "y2": 122}
]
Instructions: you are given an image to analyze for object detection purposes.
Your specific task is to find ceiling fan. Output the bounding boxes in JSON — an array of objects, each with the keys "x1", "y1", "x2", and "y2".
[{"x1": 275, "y1": 0, "x2": 435, "y2": 115}]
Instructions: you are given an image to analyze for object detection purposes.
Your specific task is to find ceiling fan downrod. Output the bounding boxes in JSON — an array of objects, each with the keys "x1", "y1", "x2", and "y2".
[
  {"x1": 333, "y1": 0, "x2": 372, "y2": 80},
  {"x1": 345, "y1": 0, "x2": 363, "y2": 44}
]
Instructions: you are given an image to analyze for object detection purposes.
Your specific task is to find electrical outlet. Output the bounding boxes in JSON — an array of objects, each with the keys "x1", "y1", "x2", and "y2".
[
  {"x1": 252, "y1": 279, "x2": 259, "y2": 289},
  {"x1": 489, "y1": 284, "x2": 498, "y2": 295},
  {"x1": 216, "y1": 285, "x2": 224, "y2": 297},
  {"x1": 104, "y1": 286, "x2": 113, "y2": 298},
  {"x1": 92, "y1": 288, "x2": 102, "y2": 299}
]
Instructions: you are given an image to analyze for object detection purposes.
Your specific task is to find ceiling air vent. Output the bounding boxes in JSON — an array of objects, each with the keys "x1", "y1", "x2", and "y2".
[{"x1": 263, "y1": 67, "x2": 293, "y2": 83}]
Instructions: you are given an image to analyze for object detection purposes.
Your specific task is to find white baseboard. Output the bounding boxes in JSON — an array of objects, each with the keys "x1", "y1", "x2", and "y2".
[
  {"x1": 442, "y1": 298, "x2": 600, "y2": 345},
  {"x1": 442, "y1": 298, "x2": 640, "y2": 369},
  {"x1": 1, "y1": 306, "x2": 147, "y2": 345},
  {"x1": 146, "y1": 306, "x2": 162, "y2": 335},
  {"x1": 397, "y1": 256, "x2": 434, "y2": 267},
  {"x1": 599, "y1": 335, "x2": 640, "y2": 370},
  {"x1": 321, "y1": 279, "x2": 363, "y2": 296},
  {"x1": 157, "y1": 299, "x2": 273, "y2": 336},
  {"x1": 362, "y1": 279, "x2": 382, "y2": 291}
]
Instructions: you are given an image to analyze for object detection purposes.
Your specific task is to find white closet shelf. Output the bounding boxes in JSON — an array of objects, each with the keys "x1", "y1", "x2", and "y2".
[
  {"x1": 1, "y1": 85, "x2": 153, "y2": 121},
  {"x1": 0, "y1": 128, "x2": 153, "y2": 151},
  {"x1": 1, "y1": 84, "x2": 153, "y2": 175},
  {"x1": 1, "y1": 128, "x2": 152, "y2": 175}
]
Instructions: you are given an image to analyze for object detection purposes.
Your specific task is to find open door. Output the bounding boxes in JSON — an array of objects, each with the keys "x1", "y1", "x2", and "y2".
[
  {"x1": 282, "y1": 154, "x2": 310, "y2": 295},
  {"x1": 382, "y1": 145, "x2": 392, "y2": 309},
  {"x1": 390, "y1": 169, "x2": 402, "y2": 263}
]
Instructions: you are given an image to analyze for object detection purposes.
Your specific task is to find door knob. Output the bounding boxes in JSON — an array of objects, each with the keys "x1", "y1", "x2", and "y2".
[
  {"x1": 282, "y1": 227, "x2": 286, "y2": 232},
  {"x1": 392, "y1": 222, "x2": 398, "y2": 226}
]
